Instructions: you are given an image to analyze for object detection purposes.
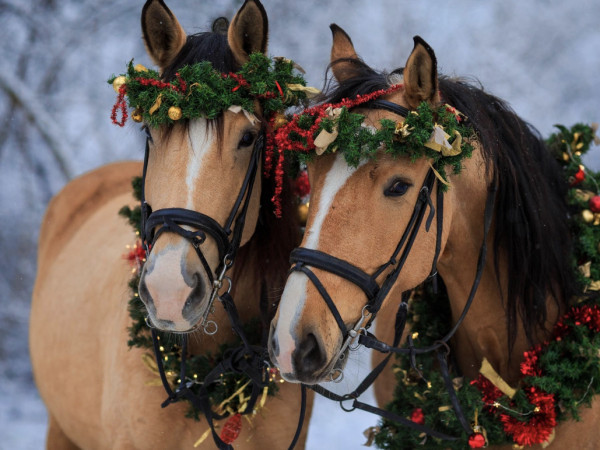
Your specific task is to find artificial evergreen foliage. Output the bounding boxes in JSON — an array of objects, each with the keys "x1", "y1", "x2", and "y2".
[
  {"x1": 109, "y1": 53, "x2": 309, "y2": 128},
  {"x1": 375, "y1": 124, "x2": 600, "y2": 449}
]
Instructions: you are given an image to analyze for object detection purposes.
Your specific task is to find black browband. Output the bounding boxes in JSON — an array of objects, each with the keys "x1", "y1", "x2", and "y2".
[{"x1": 289, "y1": 97, "x2": 497, "y2": 443}]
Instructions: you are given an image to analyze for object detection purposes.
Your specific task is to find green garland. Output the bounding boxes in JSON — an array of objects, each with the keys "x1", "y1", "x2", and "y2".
[
  {"x1": 109, "y1": 53, "x2": 313, "y2": 128},
  {"x1": 274, "y1": 86, "x2": 475, "y2": 186},
  {"x1": 374, "y1": 123, "x2": 600, "y2": 449},
  {"x1": 119, "y1": 178, "x2": 280, "y2": 423}
]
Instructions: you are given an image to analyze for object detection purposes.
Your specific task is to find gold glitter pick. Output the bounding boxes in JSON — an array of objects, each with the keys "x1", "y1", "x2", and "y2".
[
  {"x1": 588, "y1": 280, "x2": 600, "y2": 291},
  {"x1": 149, "y1": 93, "x2": 162, "y2": 115},
  {"x1": 479, "y1": 357, "x2": 517, "y2": 398},
  {"x1": 579, "y1": 261, "x2": 592, "y2": 279},
  {"x1": 286, "y1": 83, "x2": 321, "y2": 98},
  {"x1": 193, "y1": 427, "x2": 214, "y2": 447},
  {"x1": 362, "y1": 426, "x2": 380, "y2": 447},
  {"x1": 541, "y1": 428, "x2": 556, "y2": 448},
  {"x1": 259, "y1": 386, "x2": 269, "y2": 409},
  {"x1": 216, "y1": 379, "x2": 252, "y2": 413}
]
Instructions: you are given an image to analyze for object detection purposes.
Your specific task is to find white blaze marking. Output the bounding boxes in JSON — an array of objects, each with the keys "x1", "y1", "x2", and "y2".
[
  {"x1": 145, "y1": 242, "x2": 190, "y2": 322},
  {"x1": 274, "y1": 154, "x2": 365, "y2": 372},
  {"x1": 304, "y1": 154, "x2": 365, "y2": 249},
  {"x1": 186, "y1": 119, "x2": 214, "y2": 209}
]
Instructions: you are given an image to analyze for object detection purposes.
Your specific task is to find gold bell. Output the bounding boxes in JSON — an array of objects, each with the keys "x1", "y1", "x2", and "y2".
[
  {"x1": 297, "y1": 202, "x2": 309, "y2": 225},
  {"x1": 131, "y1": 108, "x2": 143, "y2": 123},
  {"x1": 112, "y1": 76, "x2": 127, "y2": 93}
]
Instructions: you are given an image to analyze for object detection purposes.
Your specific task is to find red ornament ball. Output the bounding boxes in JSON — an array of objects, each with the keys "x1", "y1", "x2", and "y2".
[
  {"x1": 589, "y1": 195, "x2": 600, "y2": 213},
  {"x1": 468, "y1": 432, "x2": 486, "y2": 448},
  {"x1": 570, "y1": 167, "x2": 586, "y2": 186},
  {"x1": 220, "y1": 413, "x2": 242, "y2": 445},
  {"x1": 410, "y1": 408, "x2": 425, "y2": 425}
]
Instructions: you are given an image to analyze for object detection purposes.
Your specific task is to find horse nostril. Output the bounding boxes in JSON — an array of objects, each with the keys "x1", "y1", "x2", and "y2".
[
  {"x1": 293, "y1": 332, "x2": 326, "y2": 376},
  {"x1": 269, "y1": 324, "x2": 279, "y2": 356},
  {"x1": 181, "y1": 273, "x2": 206, "y2": 322}
]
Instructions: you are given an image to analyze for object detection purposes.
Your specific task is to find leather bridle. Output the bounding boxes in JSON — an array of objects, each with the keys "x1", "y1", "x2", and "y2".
[
  {"x1": 140, "y1": 128, "x2": 264, "y2": 334},
  {"x1": 289, "y1": 99, "x2": 440, "y2": 378}
]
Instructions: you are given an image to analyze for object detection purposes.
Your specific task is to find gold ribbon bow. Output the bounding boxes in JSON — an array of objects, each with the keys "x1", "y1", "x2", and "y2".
[
  {"x1": 424, "y1": 124, "x2": 463, "y2": 157},
  {"x1": 314, "y1": 106, "x2": 342, "y2": 155}
]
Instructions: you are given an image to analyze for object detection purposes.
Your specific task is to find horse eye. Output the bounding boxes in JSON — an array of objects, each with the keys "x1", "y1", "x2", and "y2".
[
  {"x1": 238, "y1": 131, "x2": 255, "y2": 149},
  {"x1": 384, "y1": 178, "x2": 411, "y2": 197}
]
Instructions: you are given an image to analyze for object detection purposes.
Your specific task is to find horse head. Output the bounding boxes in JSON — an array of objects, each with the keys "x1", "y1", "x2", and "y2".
[
  {"x1": 269, "y1": 24, "x2": 575, "y2": 385},
  {"x1": 132, "y1": 0, "x2": 299, "y2": 333},
  {"x1": 269, "y1": 26, "x2": 451, "y2": 383}
]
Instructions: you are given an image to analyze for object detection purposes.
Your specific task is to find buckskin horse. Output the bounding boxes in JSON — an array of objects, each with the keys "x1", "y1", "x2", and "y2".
[
  {"x1": 269, "y1": 24, "x2": 600, "y2": 448},
  {"x1": 30, "y1": 0, "x2": 313, "y2": 448}
]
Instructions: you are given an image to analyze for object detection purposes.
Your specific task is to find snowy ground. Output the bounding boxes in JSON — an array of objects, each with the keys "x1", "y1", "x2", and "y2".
[{"x1": 1, "y1": 0, "x2": 599, "y2": 448}]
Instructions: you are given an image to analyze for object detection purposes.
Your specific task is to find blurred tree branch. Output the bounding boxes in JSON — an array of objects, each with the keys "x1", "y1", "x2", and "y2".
[{"x1": 0, "y1": 72, "x2": 73, "y2": 181}]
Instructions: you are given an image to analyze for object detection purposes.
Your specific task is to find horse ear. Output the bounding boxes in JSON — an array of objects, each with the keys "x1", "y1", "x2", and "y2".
[
  {"x1": 141, "y1": 0, "x2": 187, "y2": 71},
  {"x1": 227, "y1": 0, "x2": 269, "y2": 65},
  {"x1": 403, "y1": 36, "x2": 440, "y2": 108},
  {"x1": 329, "y1": 24, "x2": 360, "y2": 83}
]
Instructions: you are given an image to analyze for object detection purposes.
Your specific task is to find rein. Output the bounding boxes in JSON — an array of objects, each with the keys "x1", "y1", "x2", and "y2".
[{"x1": 290, "y1": 98, "x2": 498, "y2": 442}]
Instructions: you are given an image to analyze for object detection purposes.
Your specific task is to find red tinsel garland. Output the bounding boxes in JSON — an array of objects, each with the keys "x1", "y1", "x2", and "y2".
[
  {"x1": 264, "y1": 84, "x2": 403, "y2": 216},
  {"x1": 470, "y1": 304, "x2": 600, "y2": 447},
  {"x1": 294, "y1": 170, "x2": 310, "y2": 199},
  {"x1": 111, "y1": 85, "x2": 128, "y2": 127},
  {"x1": 500, "y1": 387, "x2": 556, "y2": 447}
]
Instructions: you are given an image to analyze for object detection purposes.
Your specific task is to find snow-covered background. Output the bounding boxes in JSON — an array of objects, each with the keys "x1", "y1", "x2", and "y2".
[{"x1": 1, "y1": 0, "x2": 599, "y2": 448}]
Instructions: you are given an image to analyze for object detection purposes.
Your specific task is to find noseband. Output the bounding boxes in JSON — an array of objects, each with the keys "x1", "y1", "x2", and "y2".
[{"x1": 140, "y1": 129, "x2": 265, "y2": 333}]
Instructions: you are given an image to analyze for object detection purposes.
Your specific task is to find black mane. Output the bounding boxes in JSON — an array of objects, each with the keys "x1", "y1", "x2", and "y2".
[
  {"x1": 162, "y1": 32, "x2": 239, "y2": 80},
  {"x1": 323, "y1": 58, "x2": 578, "y2": 349},
  {"x1": 161, "y1": 27, "x2": 300, "y2": 321}
]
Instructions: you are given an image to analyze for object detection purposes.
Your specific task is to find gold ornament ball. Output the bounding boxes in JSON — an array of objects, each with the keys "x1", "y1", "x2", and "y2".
[
  {"x1": 272, "y1": 113, "x2": 288, "y2": 130},
  {"x1": 297, "y1": 202, "x2": 309, "y2": 225},
  {"x1": 131, "y1": 109, "x2": 143, "y2": 123},
  {"x1": 582, "y1": 209, "x2": 595, "y2": 223},
  {"x1": 168, "y1": 106, "x2": 183, "y2": 121},
  {"x1": 112, "y1": 76, "x2": 127, "y2": 93},
  {"x1": 134, "y1": 64, "x2": 148, "y2": 72}
]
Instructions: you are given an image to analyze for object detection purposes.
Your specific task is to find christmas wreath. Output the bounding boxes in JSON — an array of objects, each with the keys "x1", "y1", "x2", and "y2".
[
  {"x1": 109, "y1": 52, "x2": 318, "y2": 216},
  {"x1": 271, "y1": 85, "x2": 475, "y2": 187},
  {"x1": 372, "y1": 123, "x2": 600, "y2": 449}
]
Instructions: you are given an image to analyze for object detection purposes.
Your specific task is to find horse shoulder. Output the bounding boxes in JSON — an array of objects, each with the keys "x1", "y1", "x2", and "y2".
[{"x1": 37, "y1": 160, "x2": 142, "y2": 270}]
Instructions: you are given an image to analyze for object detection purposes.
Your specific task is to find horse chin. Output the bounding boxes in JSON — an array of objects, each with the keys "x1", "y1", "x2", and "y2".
[
  {"x1": 144, "y1": 299, "x2": 211, "y2": 334},
  {"x1": 280, "y1": 347, "x2": 349, "y2": 385}
]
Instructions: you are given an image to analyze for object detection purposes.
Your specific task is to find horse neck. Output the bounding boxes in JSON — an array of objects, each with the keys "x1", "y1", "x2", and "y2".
[{"x1": 436, "y1": 153, "x2": 557, "y2": 384}]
